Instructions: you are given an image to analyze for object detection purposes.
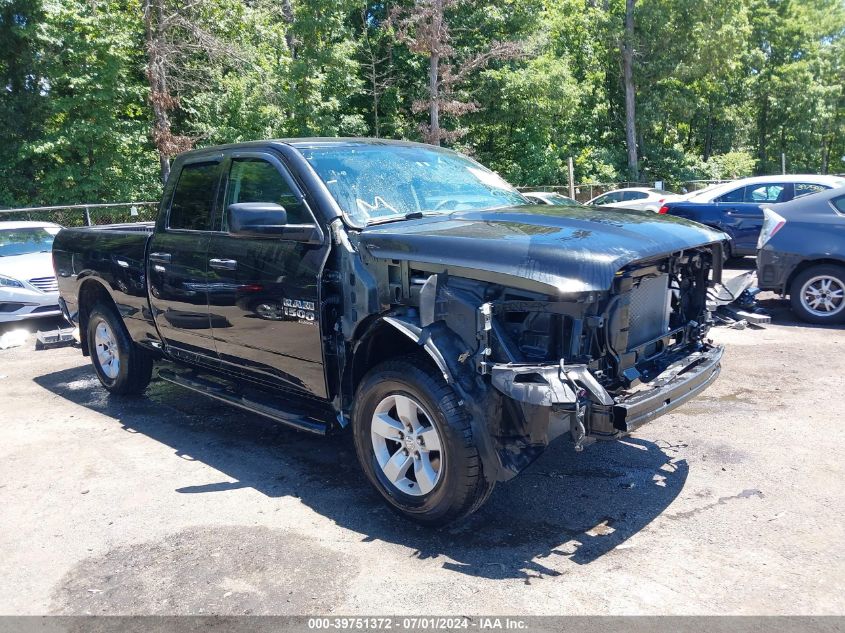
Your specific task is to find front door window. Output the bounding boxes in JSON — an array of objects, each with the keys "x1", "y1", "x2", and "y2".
[{"x1": 224, "y1": 159, "x2": 310, "y2": 228}]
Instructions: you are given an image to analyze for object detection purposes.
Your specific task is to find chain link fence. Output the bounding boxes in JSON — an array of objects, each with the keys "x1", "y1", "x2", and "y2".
[
  {"x1": 0, "y1": 202, "x2": 159, "y2": 227},
  {"x1": 518, "y1": 179, "x2": 732, "y2": 203}
]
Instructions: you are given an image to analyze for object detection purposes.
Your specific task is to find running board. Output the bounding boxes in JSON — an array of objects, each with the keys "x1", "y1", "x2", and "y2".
[{"x1": 157, "y1": 368, "x2": 329, "y2": 435}]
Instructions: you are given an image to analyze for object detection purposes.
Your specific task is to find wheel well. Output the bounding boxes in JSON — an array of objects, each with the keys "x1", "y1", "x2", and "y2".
[
  {"x1": 350, "y1": 320, "x2": 436, "y2": 392},
  {"x1": 77, "y1": 279, "x2": 117, "y2": 354},
  {"x1": 786, "y1": 258, "x2": 845, "y2": 294}
]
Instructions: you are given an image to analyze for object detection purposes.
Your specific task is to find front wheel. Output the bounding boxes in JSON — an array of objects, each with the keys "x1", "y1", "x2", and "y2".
[
  {"x1": 352, "y1": 355, "x2": 494, "y2": 525},
  {"x1": 87, "y1": 303, "x2": 153, "y2": 395},
  {"x1": 789, "y1": 265, "x2": 845, "y2": 324}
]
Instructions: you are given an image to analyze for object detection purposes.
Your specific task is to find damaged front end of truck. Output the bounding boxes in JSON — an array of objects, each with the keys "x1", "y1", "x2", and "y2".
[{"x1": 330, "y1": 209, "x2": 726, "y2": 485}]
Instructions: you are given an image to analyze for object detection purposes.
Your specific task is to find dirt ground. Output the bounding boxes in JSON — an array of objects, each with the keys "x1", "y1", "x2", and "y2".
[{"x1": 0, "y1": 261, "x2": 843, "y2": 615}]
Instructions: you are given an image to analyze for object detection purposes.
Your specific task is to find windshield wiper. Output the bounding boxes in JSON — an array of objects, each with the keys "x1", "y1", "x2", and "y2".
[{"x1": 366, "y1": 210, "x2": 433, "y2": 226}]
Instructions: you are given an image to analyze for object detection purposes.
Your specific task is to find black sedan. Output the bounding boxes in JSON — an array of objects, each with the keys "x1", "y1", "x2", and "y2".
[{"x1": 757, "y1": 186, "x2": 845, "y2": 324}]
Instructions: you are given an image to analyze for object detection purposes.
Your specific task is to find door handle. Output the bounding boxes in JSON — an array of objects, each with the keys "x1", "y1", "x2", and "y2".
[
  {"x1": 209, "y1": 258, "x2": 238, "y2": 271},
  {"x1": 149, "y1": 252, "x2": 171, "y2": 263}
]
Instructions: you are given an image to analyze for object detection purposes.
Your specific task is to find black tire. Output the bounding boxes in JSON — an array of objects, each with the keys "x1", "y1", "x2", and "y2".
[
  {"x1": 352, "y1": 354, "x2": 494, "y2": 526},
  {"x1": 86, "y1": 303, "x2": 153, "y2": 395},
  {"x1": 789, "y1": 264, "x2": 845, "y2": 325}
]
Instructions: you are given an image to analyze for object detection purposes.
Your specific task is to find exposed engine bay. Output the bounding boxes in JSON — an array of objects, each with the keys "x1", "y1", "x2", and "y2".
[{"x1": 335, "y1": 233, "x2": 725, "y2": 482}]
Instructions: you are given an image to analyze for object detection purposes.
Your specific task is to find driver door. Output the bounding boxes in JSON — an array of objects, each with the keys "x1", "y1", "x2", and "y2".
[{"x1": 207, "y1": 151, "x2": 330, "y2": 399}]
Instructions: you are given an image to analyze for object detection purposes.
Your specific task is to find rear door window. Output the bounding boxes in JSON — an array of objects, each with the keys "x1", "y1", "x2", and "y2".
[
  {"x1": 832, "y1": 195, "x2": 845, "y2": 215},
  {"x1": 744, "y1": 184, "x2": 786, "y2": 203},
  {"x1": 168, "y1": 162, "x2": 220, "y2": 231},
  {"x1": 795, "y1": 183, "x2": 829, "y2": 199},
  {"x1": 622, "y1": 191, "x2": 648, "y2": 201}
]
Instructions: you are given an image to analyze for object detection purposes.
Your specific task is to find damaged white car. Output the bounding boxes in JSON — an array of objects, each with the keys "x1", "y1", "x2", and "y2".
[{"x1": 0, "y1": 221, "x2": 62, "y2": 322}]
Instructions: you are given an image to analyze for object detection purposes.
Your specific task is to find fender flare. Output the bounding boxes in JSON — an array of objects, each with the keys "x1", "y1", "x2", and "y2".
[
  {"x1": 381, "y1": 315, "x2": 454, "y2": 384},
  {"x1": 380, "y1": 315, "x2": 512, "y2": 482},
  {"x1": 73, "y1": 275, "x2": 119, "y2": 355}
]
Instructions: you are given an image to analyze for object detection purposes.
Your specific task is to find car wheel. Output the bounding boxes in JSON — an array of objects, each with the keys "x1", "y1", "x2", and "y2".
[
  {"x1": 789, "y1": 265, "x2": 845, "y2": 324},
  {"x1": 87, "y1": 303, "x2": 153, "y2": 395},
  {"x1": 352, "y1": 354, "x2": 494, "y2": 525}
]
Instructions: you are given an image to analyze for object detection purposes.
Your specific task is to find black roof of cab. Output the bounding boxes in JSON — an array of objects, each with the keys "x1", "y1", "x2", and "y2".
[
  {"x1": 172, "y1": 138, "x2": 443, "y2": 225},
  {"x1": 176, "y1": 137, "x2": 433, "y2": 159}
]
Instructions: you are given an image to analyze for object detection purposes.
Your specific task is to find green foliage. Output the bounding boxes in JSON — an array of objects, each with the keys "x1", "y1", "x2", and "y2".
[
  {"x1": 9, "y1": 0, "x2": 160, "y2": 205},
  {"x1": 0, "y1": 0, "x2": 47, "y2": 206},
  {"x1": 699, "y1": 151, "x2": 757, "y2": 180},
  {"x1": 465, "y1": 53, "x2": 580, "y2": 185},
  {"x1": 1, "y1": 0, "x2": 844, "y2": 206}
]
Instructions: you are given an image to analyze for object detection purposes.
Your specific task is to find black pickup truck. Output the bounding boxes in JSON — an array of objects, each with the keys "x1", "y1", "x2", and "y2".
[{"x1": 54, "y1": 138, "x2": 726, "y2": 524}]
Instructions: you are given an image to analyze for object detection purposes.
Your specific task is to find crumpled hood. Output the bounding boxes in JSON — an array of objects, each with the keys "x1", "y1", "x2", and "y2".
[
  {"x1": 358, "y1": 205, "x2": 726, "y2": 294},
  {"x1": 0, "y1": 251, "x2": 56, "y2": 283}
]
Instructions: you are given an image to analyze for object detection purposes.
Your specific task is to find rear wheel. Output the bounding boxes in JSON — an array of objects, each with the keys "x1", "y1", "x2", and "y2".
[
  {"x1": 789, "y1": 265, "x2": 845, "y2": 324},
  {"x1": 87, "y1": 303, "x2": 153, "y2": 395},
  {"x1": 352, "y1": 355, "x2": 494, "y2": 525}
]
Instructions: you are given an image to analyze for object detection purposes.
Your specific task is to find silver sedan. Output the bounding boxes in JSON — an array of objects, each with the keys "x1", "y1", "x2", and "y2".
[{"x1": 0, "y1": 221, "x2": 63, "y2": 323}]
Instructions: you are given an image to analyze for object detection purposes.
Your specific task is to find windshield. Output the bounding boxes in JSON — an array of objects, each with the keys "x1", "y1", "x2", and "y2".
[
  {"x1": 545, "y1": 193, "x2": 580, "y2": 206},
  {"x1": 299, "y1": 144, "x2": 528, "y2": 225},
  {"x1": 0, "y1": 227, "x2": 58, "y2": 257}
]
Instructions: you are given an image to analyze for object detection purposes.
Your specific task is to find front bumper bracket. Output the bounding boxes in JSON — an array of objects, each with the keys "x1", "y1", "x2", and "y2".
[
  {"x1": 603, "y1": 345, "x2": 724, "y2": 433},
  {"x1": 489, "y1": 344, "x2": 724, "y2": 437}
]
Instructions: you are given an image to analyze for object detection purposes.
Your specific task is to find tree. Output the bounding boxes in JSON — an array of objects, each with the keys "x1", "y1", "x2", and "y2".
[
  {"x1": 357, "y1": 5, "x2": 396, "y2": 138},
  {"x1": 3, "y1": 0, "x2": 845, "y2": 206},
  {"x1": 391, "y1": 0, "x2": 522, "y2": 145},
  {"x1": 468, "y1": 53, "x2": 580, "y2": 185},
  {"x1": 621, "y1": 0, "x2": 638, "y2": 179},
  {"x1": 140, "y1": 0, "x2": 247, "y2": 183},
  {"x1": 282, "y1": 0, "x2": 366, "y2": 136},
  {"x1": 747, "y1": 0, "x2": 845, "y2": 173},
  {"x1": 20, "y1": 0, "x2": 159, "y2": 205},
  {"x1": 143, "y1": 0, "x2": 183, "y2": 184},
  {"x1": 0, "y1": 0, "x2": 46, "y2": 206}
]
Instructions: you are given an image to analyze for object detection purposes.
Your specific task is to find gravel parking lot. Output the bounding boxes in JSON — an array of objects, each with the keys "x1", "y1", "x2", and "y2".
[{"x1": 1, "y1": 262, "x2": 843, "y2": 616}]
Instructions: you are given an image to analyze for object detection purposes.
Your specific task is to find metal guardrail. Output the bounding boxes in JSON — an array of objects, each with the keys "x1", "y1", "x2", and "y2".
[{"x1": 0, "y1": 202, "x2": 159, "y2": 227}]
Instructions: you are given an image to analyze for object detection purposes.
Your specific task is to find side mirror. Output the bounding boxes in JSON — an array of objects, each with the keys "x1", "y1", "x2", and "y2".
[{"x1": 227, "y1": 202, "x2": 288, "y2": 237}]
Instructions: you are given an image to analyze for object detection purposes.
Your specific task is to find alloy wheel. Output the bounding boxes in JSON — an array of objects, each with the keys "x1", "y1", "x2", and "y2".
[
  {"x1": 800, "y1": 275, "x2": 845, "y2": 317},
  {"x1": 370, "y1": 393, "x2": 443, "y2": 496},
  {"x1": 94, "y1": 319, "x2": 120, "y2": 379}
]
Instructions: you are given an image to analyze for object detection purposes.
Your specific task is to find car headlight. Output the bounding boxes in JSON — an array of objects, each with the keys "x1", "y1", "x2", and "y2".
[{"x1": 0, "y1": 274, "x2": 25, "y2": 288}]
